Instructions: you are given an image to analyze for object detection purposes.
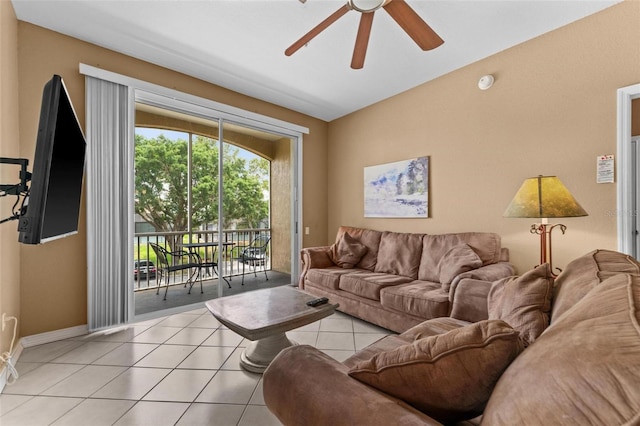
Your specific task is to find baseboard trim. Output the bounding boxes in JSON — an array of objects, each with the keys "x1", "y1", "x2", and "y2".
[
  {"x1": 0, "y1": 324, "x2": 88, "y2": 393},
  {"x1": 0, "y1": 340, "x2": 23, "y2": 393},
  {"x1": 21, "y1": 324, "x2": 89, "y2": 348}
]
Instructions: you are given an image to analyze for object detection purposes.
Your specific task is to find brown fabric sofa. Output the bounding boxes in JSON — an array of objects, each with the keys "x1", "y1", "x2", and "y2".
[
  {"x1": 300, "y1": 226, "x2": 514, "y2": 333},
  {"x1": 265, "y1": 249, "x2": 640, "y2": 425}
]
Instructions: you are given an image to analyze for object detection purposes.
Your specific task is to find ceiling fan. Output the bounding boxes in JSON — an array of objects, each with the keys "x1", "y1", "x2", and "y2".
[{"x1": 285, "y1": 0, "x2": 444, "y2": 69}]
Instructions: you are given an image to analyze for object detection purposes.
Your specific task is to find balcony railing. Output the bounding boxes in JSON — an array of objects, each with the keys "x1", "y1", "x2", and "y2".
[{"x1": 133, "y1": 228, "x2": 271, "y2": 291}]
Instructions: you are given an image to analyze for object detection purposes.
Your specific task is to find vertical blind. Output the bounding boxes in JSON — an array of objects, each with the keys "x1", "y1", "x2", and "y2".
[{"x1": 85, "y1": 76, "x2": 132, "y2": 331}]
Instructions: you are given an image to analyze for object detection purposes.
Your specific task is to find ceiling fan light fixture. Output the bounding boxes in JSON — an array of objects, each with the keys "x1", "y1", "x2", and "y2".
[{"x1": 348, "y1": 0, "x2": 386, "y2": 13}]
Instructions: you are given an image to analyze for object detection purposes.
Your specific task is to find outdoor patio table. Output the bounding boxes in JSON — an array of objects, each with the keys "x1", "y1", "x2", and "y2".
[{"x1": 183, "y1": 241, "x2": 235, "y2": 288}]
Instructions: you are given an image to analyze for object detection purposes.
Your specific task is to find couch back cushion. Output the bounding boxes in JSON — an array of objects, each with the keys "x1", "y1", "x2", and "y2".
[
  {"x1": 437, "y1": 244, "x2": 484, "y2": 291},
  {"x1": 418, "y1": 233, "x2": 502, "y2": 282},
  {"x1": 551, "y1": 249, "x2": 640, "y2": 321},
  {"x1": 482, "y1": 273, "x2": 640, "y2": 425},
  {"x1": 328, "y1": 232, "x2": 368, "y2": 268},
  {"x1": 336, "y1": 226, "x2": 383, "y2": 271},
  {"x1": 374, "y1": 231, "x2": 424, "y2": 279},
  {"x1": 488, "y1": 263, "x2": 553, "y2": 347}
]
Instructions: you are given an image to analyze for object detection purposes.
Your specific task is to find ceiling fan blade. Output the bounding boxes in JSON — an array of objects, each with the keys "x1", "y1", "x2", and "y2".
[
  {"x1": 351, "y1": 12, "x2": 374, "y2": 69},
  {"x1": 383, "y1": 0, "x2": 443, "y2": 51},
  {"x1": 285, "y1": 4, "x2": 351, "y2": 56}
]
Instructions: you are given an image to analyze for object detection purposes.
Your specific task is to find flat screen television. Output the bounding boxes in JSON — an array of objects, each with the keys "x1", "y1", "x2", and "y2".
[{"x1": 18, "y1": 74, "x2": 86, "y2": 244}]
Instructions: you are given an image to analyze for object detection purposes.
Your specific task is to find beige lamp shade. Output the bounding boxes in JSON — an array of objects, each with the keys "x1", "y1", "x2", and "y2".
[{"x1": 504, "y1": 175, "x2": 588, "y2": 219}]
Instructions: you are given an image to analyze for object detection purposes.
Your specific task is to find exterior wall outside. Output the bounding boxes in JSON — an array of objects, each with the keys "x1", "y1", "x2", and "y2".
[
  {"x1": 16, "y1": 21, "x2": 328, "y2": 336},
  {"x1": 326, "y1": 2, "x2": 640, "y2": 275},
  {"x1": 135, "y1": 110, "x2": 278, "y2": 159},
  {"x1": 0, "y1": 0, "x2": 21, "y2": 359},
  {"x1": 633, "y1": 98, "x2": 639, "y2": 137},
  {"x1": 271, "y1": 137, "x2": 292, "y2": 274}
]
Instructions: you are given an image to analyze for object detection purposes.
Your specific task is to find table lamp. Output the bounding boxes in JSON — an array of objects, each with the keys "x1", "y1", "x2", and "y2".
[{"x1": 504, "y1": 175, "x2": 588, "y2": 276}]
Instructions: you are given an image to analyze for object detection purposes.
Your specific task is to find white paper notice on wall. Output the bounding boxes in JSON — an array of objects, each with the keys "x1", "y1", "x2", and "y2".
[{"x1": 597, "y1": 155, "x2": 615, "y2": 184}]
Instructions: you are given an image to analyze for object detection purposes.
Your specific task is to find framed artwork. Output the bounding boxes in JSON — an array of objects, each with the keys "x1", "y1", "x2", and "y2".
[{"x1": 364, "y1": 156, "x2": 429, "y2": 218}]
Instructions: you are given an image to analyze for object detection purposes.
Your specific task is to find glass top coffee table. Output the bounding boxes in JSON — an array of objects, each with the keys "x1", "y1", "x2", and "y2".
[{"x1": 205, "y1": 285, "x2": 338, "y2": 373}]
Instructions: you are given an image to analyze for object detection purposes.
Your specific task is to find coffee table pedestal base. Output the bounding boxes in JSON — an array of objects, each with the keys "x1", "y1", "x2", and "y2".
[{"x1": 240, "y1": 333, "x2": 296, "y2": 373}]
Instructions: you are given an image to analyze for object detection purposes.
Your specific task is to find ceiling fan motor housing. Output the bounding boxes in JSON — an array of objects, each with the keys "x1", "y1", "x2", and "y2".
[{"x1": 349, "y1": 0, "x2": 386, "y2": 13}]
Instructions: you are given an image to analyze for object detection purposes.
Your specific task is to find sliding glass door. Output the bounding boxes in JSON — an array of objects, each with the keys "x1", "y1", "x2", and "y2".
[{"x1": 132, "y1": 100, "x2": 296, "y2": 316}]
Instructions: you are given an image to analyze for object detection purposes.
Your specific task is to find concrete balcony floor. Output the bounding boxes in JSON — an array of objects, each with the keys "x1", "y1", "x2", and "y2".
[{"x1": 134, "y1": 270, "x2": 292, "y2": 316}]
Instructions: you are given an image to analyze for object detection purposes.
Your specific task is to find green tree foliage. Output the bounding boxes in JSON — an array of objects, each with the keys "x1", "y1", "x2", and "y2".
[{"x1": 135, "y1": 132, "x2": 269, "y2": 246}]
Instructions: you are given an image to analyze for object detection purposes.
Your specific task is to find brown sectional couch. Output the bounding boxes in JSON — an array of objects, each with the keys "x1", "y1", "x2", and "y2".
[
  {"x1": 264, "y1": 249, "x2": 640, "y2": 425},
  {"x1": 300, "y1": 226, "x2": 515, "y2": 332}
]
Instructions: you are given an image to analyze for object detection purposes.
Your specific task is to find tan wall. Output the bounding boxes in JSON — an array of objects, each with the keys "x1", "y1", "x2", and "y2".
[
  {"x1": 0, "y1": 0, "x2": 21, "y2": 357},
  {"x1": 327, "y1": 2, "x2": 640, "y2": 275},
  {"x1": 16, "y1": 22, "x2": 328, "y2": 336},
  {"x1": 271, "y1": 138, "x2": 292, "y2": 274},
  {"x1": 10, "y1": 2, "x2": 639, "y2": 337}
]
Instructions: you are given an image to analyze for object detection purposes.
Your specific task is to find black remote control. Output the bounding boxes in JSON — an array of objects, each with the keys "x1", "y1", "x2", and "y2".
[{"x1": 306, "y1": 297, "x2": 329, "y2": 307}]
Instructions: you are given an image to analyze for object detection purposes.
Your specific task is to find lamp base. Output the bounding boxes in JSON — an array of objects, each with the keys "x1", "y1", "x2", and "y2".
[{"x1": 530, "y1": 223, "x2": 566, "y2": 277}]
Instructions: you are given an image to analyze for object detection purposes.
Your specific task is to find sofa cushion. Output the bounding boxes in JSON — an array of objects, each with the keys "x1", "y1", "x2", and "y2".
[
  {"x1": 400, "y1": 317, "x2": 471, "y2": 341},
  {"x1": 336, "y1": 226, "x2": 383, "y2": 271},
  {"x1": 339, "y1": 272, "x2": 413, "y2": 301},
  {"x1": 380, "y1": 281, "x2": 450, "y2": 320},
  {"x1": 305, "y1": 267, "x2": 365, "y2": 291},
  {"x1": 551, "y1": 249, "x2": 640, "y2": 321},
  {"x1": 437, "y1": 244, "x2": 483, "y2": 291},
  {"x1": 328, "y1": 232, "x2": 368, "y2": 269},
  {"x1": 487, "y1": 263, "x2": 553, "y2": 346},
  {"x1": 419, "y1": 233, "x2": 502, "y2": 282},
  {"x1": 348, "y1": 320, "x2": 523, "y2": 424},
  {"x1": 482, "y1": 273, "x2": 640, "y2": 425},
  {"x1": 374, "y1": 231, "x2": 424, "y2": 279}
]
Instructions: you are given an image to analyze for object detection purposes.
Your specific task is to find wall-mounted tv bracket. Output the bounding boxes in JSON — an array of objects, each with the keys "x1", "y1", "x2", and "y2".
[{"x1": 0, "y1": 157, "x2": 31, "y2": 224}]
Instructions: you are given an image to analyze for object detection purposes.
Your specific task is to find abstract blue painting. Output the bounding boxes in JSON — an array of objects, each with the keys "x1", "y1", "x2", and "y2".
[{"x1": 364, "y1": 156, "x2": 429, "y2": 218}]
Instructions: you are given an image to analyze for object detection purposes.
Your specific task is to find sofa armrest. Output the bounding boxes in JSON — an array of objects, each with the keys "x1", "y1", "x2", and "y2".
[
  {"x1": 264, "y1": 345, "x2": 442, "y2": 426},
  {"x1": 447, "y1": 262, "x2": 513, "y2": 322},
  {"x1": 299, "y1": 246, "x2": 334, "y2": 287},
  {"x1": 448, "y1": 279, "x2": 492, "y2": 322},
  {"x1": 499, "y1": 247, "x2": 509, "y2": 262}
]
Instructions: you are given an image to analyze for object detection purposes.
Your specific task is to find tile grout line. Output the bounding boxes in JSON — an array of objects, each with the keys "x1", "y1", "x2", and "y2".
[{"x1": 1, "y1": 308, "x2": 393, "y2": 425}]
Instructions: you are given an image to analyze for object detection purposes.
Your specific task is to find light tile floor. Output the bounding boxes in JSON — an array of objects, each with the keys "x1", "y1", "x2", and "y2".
[{"x1": 0, "y1": 307, "x2": 392, "y2": 426}]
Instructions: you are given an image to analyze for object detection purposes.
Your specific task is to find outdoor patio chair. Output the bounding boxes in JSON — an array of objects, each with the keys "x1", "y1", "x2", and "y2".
[
  {"x1": 234, "y1": 235, "x2": 271, "y2": 285},
  {"x1": 150, "y1": 242, "x2": 201, "y2": 300}
]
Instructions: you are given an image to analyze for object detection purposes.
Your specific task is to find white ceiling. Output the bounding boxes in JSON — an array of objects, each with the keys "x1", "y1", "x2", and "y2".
[{"x1": 12, "y1": 0, "x2": 619, "y2": 121}]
